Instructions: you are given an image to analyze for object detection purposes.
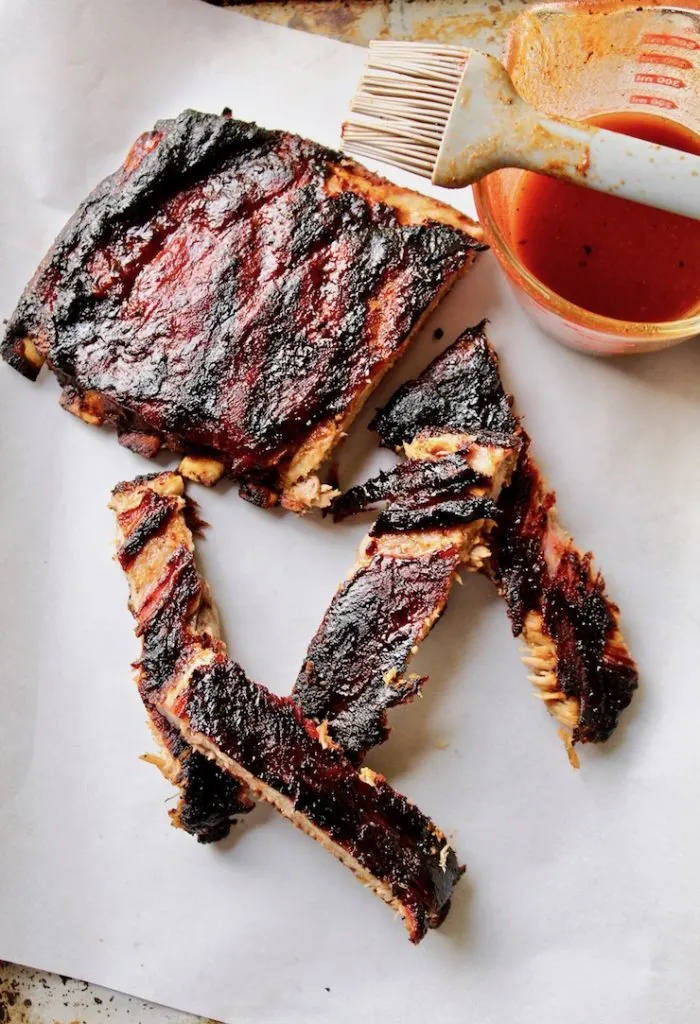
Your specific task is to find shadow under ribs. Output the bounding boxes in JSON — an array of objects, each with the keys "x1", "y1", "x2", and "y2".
[
  {"x1": 111, "y1": 471, "x2": 463, "y2": 942},
  {"x1": 294, "y1": 429, "x2": 520, "y2": 761},
  {"x1": 370, "y1": 321, "x2": 638, "y2": 763},
  {"x1": 4, "y1": 109, "x2": 481, "y2": 512}
]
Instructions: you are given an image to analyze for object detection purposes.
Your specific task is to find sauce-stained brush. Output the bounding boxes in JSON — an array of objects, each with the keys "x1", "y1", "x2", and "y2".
[{"x1": 343, "y1": 41, "x2": 700, "y2": 221}]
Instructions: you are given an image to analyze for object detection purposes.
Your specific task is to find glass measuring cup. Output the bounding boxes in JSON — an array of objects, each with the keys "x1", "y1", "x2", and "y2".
[{"x1": 472, "y1": 0, "x2": 700, "y2": 355}]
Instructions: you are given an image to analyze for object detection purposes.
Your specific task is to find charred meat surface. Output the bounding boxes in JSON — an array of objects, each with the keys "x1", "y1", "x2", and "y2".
[
  {"x1": 332, "y1": 429, "x2": 513, "y2": 536},
  {"x1": 109, "y1": 472, "x2": 253, "y2": 842},
  {"x1": 371, "y1": 320, "x2": 517, "y2": 448},
  {"x1": 166, "y1": 659, "x2": 463, "y2": 943},
  {"x1": 294, "y1": 432, "x2": 519, "y2": 760},
  {"x1": 493, "y1": 456, "x2": 638, "y2": 749},
  {"x1": 295, "y1": 546, "x2": 459, "y2": 759},
  {"x1": 371, "y1": 322, "x2": 638, "y2": 757},
  {"x1": 146, "y1": 710, "x2": 251, "y2": 844},
  {"x1": 112, "y1": 471, "x2": 463, "y2": 941},
  {"x1": 5, "y1": 110, "x2": 481, "y2": 510}
]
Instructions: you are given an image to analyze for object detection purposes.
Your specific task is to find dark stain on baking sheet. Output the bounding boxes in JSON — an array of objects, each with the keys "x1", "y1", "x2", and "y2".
[{"x1": 0, "y1": 971, "x2": 28, "y2": 1024}]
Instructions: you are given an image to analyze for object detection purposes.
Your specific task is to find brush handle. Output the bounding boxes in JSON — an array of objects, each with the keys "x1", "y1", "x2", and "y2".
[
  {"x1": 432, "y1": 50, "x2": 700, "y2": 222},
  {"x1": 515, "y1": 111, "x2": 700, "y2": 221}
]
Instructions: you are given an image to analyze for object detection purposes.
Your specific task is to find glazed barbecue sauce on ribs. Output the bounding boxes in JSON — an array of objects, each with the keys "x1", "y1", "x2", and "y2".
[
  {"x1": 179, "y1": 657, "x2": 464, "y2": 942},
  {"x1": 113, "y1": 481, "x2": 253, "y2": 843},
  {"x1": 296, "y1": 549, "x2": 461, "y2": 758},
  {"x1": 373, "y1": 322, "x2": 638, "y2": 745},
  {"x1": 3, "y1": 110, "x2": 478, "y2": 503},
  {"x1": 512, "y1": 112, "x2": 700, "y2": 323}
]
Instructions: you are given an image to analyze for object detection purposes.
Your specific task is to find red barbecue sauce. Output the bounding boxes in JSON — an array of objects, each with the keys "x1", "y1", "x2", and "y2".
[{"x1": 512, "y1": 112, "x2": 700, "y2": 322}]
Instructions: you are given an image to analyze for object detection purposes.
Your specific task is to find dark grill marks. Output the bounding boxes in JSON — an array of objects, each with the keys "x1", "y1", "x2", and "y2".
[
  {"x1": 373, "y1": 495, "x2": 500, "y2": 536},
  {"x1": 112, "y1": 472, "x2": 464, "y2": 941},
  {"x1": 370, "y1": 322, "x2": 638, "y2": 751},
  {"x1": 494, "y1": 459, "x2": 638, "y2": 744},
  {"x1": 4, "y1": 110, "x2": 480, "y2": 507},
  {"x1": 294, "y1": 433, "x2": 517, "y2": 760},
  {"x1": 116, "y1": 489, "x2": 178, "y2": 567},
  {"x1": 110, "y1": 475, "x2": 253, "y2": 842},
  {"x1": 332, "y1": 454, "x2": 488, "y2": 522},
  {"x1": 296, "y1": 549, "x2": 461, "y2": 760},
  {"x1": 331, "y1": 445, "x2": 504, "y2": 537},
  {"x1": 372, "y1": 320, "x2": 517, "y2": 448},
  {"x1": 137, "y1": 549, "x2": 202, "y2": 695},
  {"x1": 172, "y1": 660, "x2": 463, "y2": 943}
]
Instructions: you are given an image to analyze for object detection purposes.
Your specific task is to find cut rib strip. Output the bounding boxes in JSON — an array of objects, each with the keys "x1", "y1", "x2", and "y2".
[
  {"x1": 109, "y1": 473, "x2": 254, "y2": 842},
  {"x1": 370, "y1": 321, "x2": 638, "y2": 761},
  {"x1": 294, "y1": 429, "x2": 520, "y2": 760},
  {"x1": 111, "y1": 471, "x2": 463, "y2": 941},
  {"x1": 5, "y1": 109, "x2": 482, "y2": 512}
]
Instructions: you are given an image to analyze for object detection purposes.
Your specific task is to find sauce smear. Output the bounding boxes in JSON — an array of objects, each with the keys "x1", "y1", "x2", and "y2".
[{"x1": 512, "y1": 112, "x2": 700, "y2": 322}]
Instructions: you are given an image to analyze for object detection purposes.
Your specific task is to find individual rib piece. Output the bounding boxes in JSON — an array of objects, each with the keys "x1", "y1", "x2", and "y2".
[
  {"x1": 110, "y1": 473, "x2": 254, "y2": 842},
  {"x1": 112, "y1": 471, "x2": 463, "y2": 942},
  {"x1": 486, "y1": 453, "x2": 638, "y2": 758},
  {"x1": 4, "y1": 109, "x2": 482, "y2": 512},
  {"x1": 371, "y1": 321, "x2": 638, "y2": 762},
  {"x1": 294, "y1": 430, "x2": 520, "y2": 760},
  {"x1": 371, "y1": 322, "x2": 517, "y2": 448}
]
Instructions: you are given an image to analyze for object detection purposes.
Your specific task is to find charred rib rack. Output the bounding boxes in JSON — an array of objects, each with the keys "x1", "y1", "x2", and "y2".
[
  {"x1": 367, "y1": 322, "x2": 638, "y2": 760},
  {"x1": 294, "y1": 430, "x2": 520, "y2": 760},
  {"x1": 112, "y1": 472, "x2": 463, "y2": 941},
  {"x1": 4, "y1": 109, "x2": 481, "y2": 512},
  {"x1": 110, "y1": 473, "x2": 254, "y2": 842}
]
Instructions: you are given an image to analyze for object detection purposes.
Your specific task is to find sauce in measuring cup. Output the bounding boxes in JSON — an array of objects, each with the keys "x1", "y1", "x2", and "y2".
[{"x1": 511, "y1": 112, "x2": 700, "y2": 323}]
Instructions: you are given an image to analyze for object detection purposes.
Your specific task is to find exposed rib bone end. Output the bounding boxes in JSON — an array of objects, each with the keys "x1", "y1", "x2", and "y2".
[{"x1": 522, "y1": 611, "x2": 581, "y2": 767}]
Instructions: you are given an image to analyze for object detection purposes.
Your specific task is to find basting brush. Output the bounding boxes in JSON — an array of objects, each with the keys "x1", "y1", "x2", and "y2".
[{"x1": 343, "y1": 41, "x2": 700, "y2": 221}]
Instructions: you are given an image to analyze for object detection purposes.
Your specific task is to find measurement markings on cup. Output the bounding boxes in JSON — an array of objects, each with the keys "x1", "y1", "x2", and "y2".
[{"x1": 628, "y1": 31, "x2": 699, "y2": 110}]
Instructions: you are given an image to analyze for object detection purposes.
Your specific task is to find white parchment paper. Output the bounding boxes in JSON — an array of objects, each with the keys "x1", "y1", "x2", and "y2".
[{"x1": 1, "y1": 1, "x2": 700, "y2": 1021}]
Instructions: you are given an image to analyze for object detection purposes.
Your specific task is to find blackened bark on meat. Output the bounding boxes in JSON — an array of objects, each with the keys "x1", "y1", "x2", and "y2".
[
  {"x1": 111, "y1": 477, "x2": 253, "y2": 842},
  {"x1": 373, "y1": 495, "x2": 499, "y2": 536},
  {"x1": 151, "y1": 709, "x2": 250, "y2": 844},
  {"x1": 369, "y1": 322, "x2": 638, "y2": 747},
  {"x1": 331, "y1": 448, "x2": 499, "y2": 536},
  {"x1": 332, "y1": 453, "x2": 487, "y2": 521},
  {"x1": 371, "y1": 321, "x2": 517, "y2": 449},
  {"x1": 173, "y1": 658, "x2": 463, "y2": 941},
  {"x1": 113, "y1": 472, "x2": 464, "y2": 939},
  {"x1": 3, "y1": 110, "x2": 479, "y2": 503},
  {"x1": 489, "y1": 454, "x2": 552, "y2": 635},
  {"x1": 297, "y1": 427, "x2": 514, "y2": 757},
  {"x1": 492, "y1": 455, "x2": 638, "y2": 743},
  {"x1": 295, "y1": 549, "x2": 460, "y2": 760}
]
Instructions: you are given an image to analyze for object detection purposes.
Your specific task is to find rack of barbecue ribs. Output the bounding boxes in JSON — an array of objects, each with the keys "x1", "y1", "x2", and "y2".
[
  {"x1": 3, "y1": 109, "x2": 482, "y2": 513},
  {"x1": 294, "y1": 428, "x2": 521, "y2": 761},
  {"x1": 342, "y1": 322, "x2": 638, "y2": 764},
  {"x1": 111, "y1": 471, "x2": 463, "y2": 941}
]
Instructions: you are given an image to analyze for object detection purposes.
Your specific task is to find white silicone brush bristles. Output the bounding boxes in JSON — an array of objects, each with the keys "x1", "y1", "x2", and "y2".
[
  {"x1": 343, "y1": 41, "x2": 468, "y2": 178},
  {"x1": 343, "y1": 40, "x2": 700, "y2": 221}
]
